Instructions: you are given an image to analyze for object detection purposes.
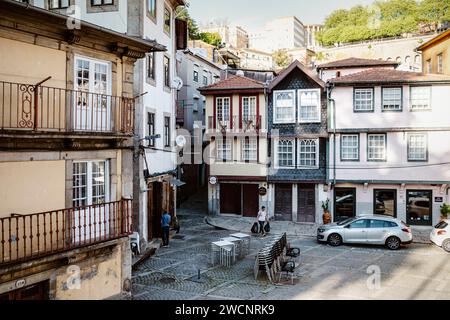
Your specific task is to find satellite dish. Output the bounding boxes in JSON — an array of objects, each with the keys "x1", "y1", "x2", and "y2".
[
  {"x1": 175, "y1": 135, "x2": 187, "y2": 148},
  {"x1": 172, "y1": 76, "x2": 183, "y2": 90},
  {"x1": 236, "y1": 70, "x2": 245, "y2": 77}
]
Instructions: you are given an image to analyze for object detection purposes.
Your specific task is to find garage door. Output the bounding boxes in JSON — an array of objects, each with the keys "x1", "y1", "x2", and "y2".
[
  {"x1": 220, "y1": 183, "x2": 241, "y2": 214},
  {"x1": 297, "y1": 185, "x2": 315, "y2": 223},
  {"x1": 275, "y1": 184, "x2": 292, "y2": 221}
]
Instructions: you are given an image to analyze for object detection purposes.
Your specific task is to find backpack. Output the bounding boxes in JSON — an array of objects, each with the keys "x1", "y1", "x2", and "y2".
[
  {"x1": 264, "y1": 222, "x2": 270, "y2": 233},
  {"x1": 251, "y1": 222, "x2": 259, "y2": 234}
]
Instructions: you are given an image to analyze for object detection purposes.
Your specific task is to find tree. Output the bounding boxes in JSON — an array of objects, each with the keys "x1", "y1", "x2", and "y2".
[
  {"x1": 198, "y1": 32, "x2": 223, "y2": 48},
  {"x1": 273, "y1": 50, "x2": 293, "y2": 68},
  {"x1": 418, "y1": 0, "x2": 450, "y2": 30},
  {"x1": 175, "y1": 7, "x2": 199, "y2": 40}
]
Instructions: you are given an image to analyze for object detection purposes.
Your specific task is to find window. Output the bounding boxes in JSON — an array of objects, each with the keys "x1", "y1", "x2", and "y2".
[
  {"x1": 273, "y1": 90, "x2": 295, "y2": 123},
  {"x1": 334, "y1": 188, "x2": 356, "y2": 221},
  {"x1": 242, "y1": 137, "x2": 257, "y2": 162},
  {"x1": 374, "y1": 189, "x2": 397, "y2": 217},
  {"x1": 354, "y1": 88, "x2": 374, "y2": 112},
  {"x1": 49, "y1": 0, "x2": 69, "y2": 9},
  {"x1": 147, "y1": 0, "x2": 156, "y2": 19},
  {"x1": 164, "y1": 116, "x2": 170, "y2": 147},
  {"x1": 298, "y1": 89, "x2": 320, "y2": 122},
  {"x1": 426, "y1": 59, "x2": 432, "y2": 73},
  {"x1": 382, "y1": 87, "x2": 402, "y2": 111},
  {"x1": 242, "y1": 96, "x2": 256, "y2": 122},
  {"x1": 298, "y1": 139, "x2": 318, "y2": 168},
  {"x1": 367, "y1": 134, "x2": 387, "y2": 161},
  {"x1": 73, "y1": 161, "x2": 109, "y2": 207},
  {"x1": 147, "y1": 112, "x2": 155, "y2": 147},
  {"x1": 410, "y1": 87, "x2": 431, "y2": 110},
  {"x1": 193, "y1": 70, "x2": 199, "y2": 82},
  {"x1": 164, "y1": 6, "x2": 171, "y2": 34},
  {"x1": 406, "y1": 190, "x2": 432, "y2": 226},
  {"x1": 341, "y1": 134, "x2": 359, "y2": 161},
  {"x1": 203, "y1": 75, "x2": 208, "y2": 85},
  {"x1": 216, "y1": 97, "x2": 230, "y2": 127},
  {"x1": 276, "y1": 140, "x2": 294, "y2": 168},
  {"x1": 348, "y1": 219, "x2": 369, "y2": 229},
  {"x1": 408, "y1": 133, "x2": 427, "y2": 161},
  {"x1": 147, "y1": 52, "x2": 155, "y2": 80},
  {"x1": 91, "y1": 0, "x2": 113, "y2": 5},
  {"x1": 163, "y1": 56, "x2": 170, "y2": 88},
  {"x1": 437, "y1": 53, "x2": 443, "y2": 74},
  {"x1": 216, "y1": 139, "x2": 232, "y2": 161}
]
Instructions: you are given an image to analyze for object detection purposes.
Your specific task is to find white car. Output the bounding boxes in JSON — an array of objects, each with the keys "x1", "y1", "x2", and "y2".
[
  {"x1": 430, "y1": 219, "x2": 450, "y2": 252},
  {"x1": 317, "y1": 215, "x2": 413, "y2": 250}
]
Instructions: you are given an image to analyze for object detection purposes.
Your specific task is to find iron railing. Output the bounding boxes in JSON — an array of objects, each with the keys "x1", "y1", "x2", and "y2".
[
  {"x1": 208, "y1": 115, "x2": 262, "y2": 132},
  {"x1": 0, "y1": 199, "x2": 132, "y2": 266},
  {"x1": 0, "y1": 81, "x2": 135, "y2": 134}
]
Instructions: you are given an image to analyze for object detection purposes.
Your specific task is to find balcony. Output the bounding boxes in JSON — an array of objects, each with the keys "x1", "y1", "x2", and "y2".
[
  {"x1": 208, "y1": 115, "x2": 262, "y2": 133},
  {"x1": 0, "y1": 199, "x2": 132, "y2": 266},
  {"x1": 0, "y1": 81, "x2": 135, "y2": 136}
]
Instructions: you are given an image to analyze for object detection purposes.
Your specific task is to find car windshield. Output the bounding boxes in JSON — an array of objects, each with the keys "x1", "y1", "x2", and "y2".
[{"x1": 337, "y1": 217, "x2": 356, "y2": 226}]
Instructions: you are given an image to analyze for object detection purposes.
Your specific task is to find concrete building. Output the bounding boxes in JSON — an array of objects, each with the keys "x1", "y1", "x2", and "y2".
[
  {"x1": 305, "y1": 24, "x2": 323, "y2": 50},
  {"x1": 199, "y1": 76, "x2": 269, "y2": 217},
  {"x1": 267, "y1": 61, "x2": 328, "y2": 223},
  {"x1": 286, "y1": 47, "x2": 316, "y2": 69},
  {"x1": 249, "y1": 16, "x2": 306, "y2": 53},
  {"x1": 230, "y1": 48, "x2": 274, "y2": 71},
  {"x1": 0, "y1": 1, "x2": 157, "y2": 299},
  {"x1": 201, "y1": 24, "x2": 249, "y2": 49},
  {"x1": 316, "y1": 35, "x2": 435, "y2": 72},
  {"x1": 417, "y1": 29, "x2": 450, "y2": 75},
  {"x1": 328, "y1": 68, "x2": 450, "y2": 231}
]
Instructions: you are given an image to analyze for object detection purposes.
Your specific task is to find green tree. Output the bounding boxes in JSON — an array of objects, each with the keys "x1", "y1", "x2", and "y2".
[
  {"x1": 198, "y1": 32, "x2": 223, "y2": 48},
  {"x1": 175, "y1": 7, "x2": 200, "y2": 40},
  {"x1": 418, "y1": 0, "x2": 450, "y2": 30},
  {"x1": 273, "y1": 49, "x2": 293, "y2": 68}
]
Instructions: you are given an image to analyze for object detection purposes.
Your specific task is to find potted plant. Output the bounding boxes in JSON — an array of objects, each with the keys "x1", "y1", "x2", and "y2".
[
  {"x1": 322, "y1": 199, "x2": 331, "y2": 224},
  {"x1": 440, "y1": 203, "x2": 450, "y2": 221}
]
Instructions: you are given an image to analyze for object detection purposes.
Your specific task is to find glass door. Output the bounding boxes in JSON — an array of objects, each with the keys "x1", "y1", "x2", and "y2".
[
  {"x1": 334, "y1": 188, "x2": 356, "y2": 222},
  {"x1": 406, "y1": 190, "x2": 432, "y2": 226}
]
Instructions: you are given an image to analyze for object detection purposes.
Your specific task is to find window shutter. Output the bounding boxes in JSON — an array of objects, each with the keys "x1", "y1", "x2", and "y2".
[{"x1": 175, "y1": 18, "x2": 188, "y2": 50}]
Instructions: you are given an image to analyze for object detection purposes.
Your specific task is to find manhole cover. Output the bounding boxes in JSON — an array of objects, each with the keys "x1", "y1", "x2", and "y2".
[
  {"x1": 172, "y1": 235, "x2": 185, "y2": 240},
  {"x1": 159, "y1": 277, "x2": 176, "y2": 284}
]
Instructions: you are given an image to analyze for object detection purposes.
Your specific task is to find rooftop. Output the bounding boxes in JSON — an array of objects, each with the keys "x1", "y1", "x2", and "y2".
[
  {"x1": 330, "y1": 68, "x2": 450, "y2": 85},
  {"x1": 270, "y1": 60, "x2": 325, "y2": 90},
  {"x1": 198, "y1": 75, "x2": 265, "y2": 92},
  {"x1": 317, "y1": 57, "x2": 399, "y2": 70},
  {"x1": 417, "y1": 29, "x2": 450, "y2": 51}
]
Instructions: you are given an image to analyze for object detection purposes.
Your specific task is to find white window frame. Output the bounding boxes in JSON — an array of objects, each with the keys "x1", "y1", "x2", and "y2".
[
  {"x1": 382, "y1": 87, "x2": 402, "y2": 111},
  {"x1": 437, "y1": 53, "x2": 443, "y2": 74},
  {"x1": 410, "y1": 86, "x2": 431, "y2": 111},
  {"x1": 242, "y1": 96, "x2": 257, "y2": 121},
  {"x1": 408, "y1": 133, "x2": 428, "y2": 162},
  {"x1": 72, "y1": 160, "x2": 110, "y2": 207},
  {"x1": 273, "y1": 90, "x2": 295, "y2": 124},
  {"x1": 298, "y1": 139, "x2": 319, "y2": 169},
  {"x1": 216, "y1": 138, "x2": 232, "y2": 162},
  {"x1": 367, "y1": 134, "x2": 387, "y2": 161},
  {"x1": 341, "y1": 134, "x2": 359, "y2": 161},
  {"x1": 298, "y1": 89, "x2": 321, "y2": 123},
  {"x1": 216, "y1": 97, "x2": 231, "y2": 128},
  {"x1": 354, "y1": 88, "x2": 374, "y2": 112},
  {"x1": 275, "y1": 139, "x2": 295, "y2": 169},
  {"x1": 241, "y1": 137, "x2": 257, "y2": 162},
  {"x1": 74, "y1": 55, "x2": 112, "y2": 95}
]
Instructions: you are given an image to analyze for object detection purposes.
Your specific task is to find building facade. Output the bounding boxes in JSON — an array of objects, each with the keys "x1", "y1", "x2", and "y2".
[
  {"x1": 199, "y1": 76, "x2": 269, "y2": 217},
  {"x1": 249, "y1": 16, "x2": 306, "y2": 53},
  {"x1": 200, "y1": 24, "x2": 249, "y2": 49},
  {"x1": 417, "y1": 29, "x2": 450, "y2": 75},
  {"x1": 0, "y1": 1, "x2": 156, "y2": 299},
  {"x1": 328, "y1": 68, "x2": 450, "y2": 230},
  {"x1": 305, "y1": 24, "x2": 323, "y2": 50},
  {"x1": 267, "y1": 61, "x2": 328, "y2": 223},
  {"x1": 230, "y1": 48, "x2": 274, "y2": 71}
]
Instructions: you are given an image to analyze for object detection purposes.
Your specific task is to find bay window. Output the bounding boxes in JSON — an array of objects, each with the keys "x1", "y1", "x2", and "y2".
[
  {"x1": 273, "y1": 90, "x2": 295, "y2": 123},
  {"x1": 298, "y1": 89, "x2": 321, "y2": 122}
]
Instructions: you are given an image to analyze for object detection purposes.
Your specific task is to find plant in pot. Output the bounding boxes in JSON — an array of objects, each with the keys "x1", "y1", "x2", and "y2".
[
  {"x1": 322, "y1": 199, "x2": 331, "y2": 224},
  {"x1": 440, "y1": 203, "x2": 450, "y2": 221}
]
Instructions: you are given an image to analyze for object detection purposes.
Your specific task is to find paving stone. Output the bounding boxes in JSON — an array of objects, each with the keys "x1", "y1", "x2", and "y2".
[{"x1": 207, "y1": 282, "x2": 271, "y2": 300}]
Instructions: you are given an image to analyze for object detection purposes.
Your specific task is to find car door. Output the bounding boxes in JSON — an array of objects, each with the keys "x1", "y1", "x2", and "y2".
[
  {"x1": 344, "y1": 219, "x2": 369, "y2": 243},
  {"x1": 367, "y1": 219, "x2": 389, "y2": 244}
]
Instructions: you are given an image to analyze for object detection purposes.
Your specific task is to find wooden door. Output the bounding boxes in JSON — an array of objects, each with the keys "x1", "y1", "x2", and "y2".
[
  {"x1": 0, "y1": 281, "x2": 49, "y2": 300},
  {"x1": 149, "y1": 182, "x2": 163, "y2": 239},
  {"x1": 297, "y1": 185, "x2": 316, "y2": 223},
  {"x1": 243, "y1": 184, "x2": 259, "y2": 217},
  {"x1": 220, "y1": 183, "x2": 241, "y2": 214},
  {"x1": 275, "y1": 184, "x2": 292, "y2": 221}
]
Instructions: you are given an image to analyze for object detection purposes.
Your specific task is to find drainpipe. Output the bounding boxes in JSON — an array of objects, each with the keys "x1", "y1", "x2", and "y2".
[{"x1": 326, "y1": 82, "x2": 336, "y2": 185}]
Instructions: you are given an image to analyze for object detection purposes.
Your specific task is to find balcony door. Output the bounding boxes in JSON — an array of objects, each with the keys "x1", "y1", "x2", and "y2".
[
  {"x1": 72, "y1": 160, "x2": 110, "y2": 243},
  {"x1": 74, "y1": 57, "x2": 112, "y2": 132},
  {"x1": 216, "y1": 97, "x2": 230, "y2": 129}
]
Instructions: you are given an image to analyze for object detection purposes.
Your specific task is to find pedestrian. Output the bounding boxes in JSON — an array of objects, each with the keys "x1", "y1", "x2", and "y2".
[
  {"x1": 256, "y1": 206, "x2": 268, "y2": 237},
  {"x1": 161, "y1": 211, "x2": 171, "y2": 247}
]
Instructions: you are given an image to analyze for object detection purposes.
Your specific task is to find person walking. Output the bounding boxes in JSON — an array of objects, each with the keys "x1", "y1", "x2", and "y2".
[
  {"x1": 161, "y1": 211, "x2": 171, "y2": 247},
  {"x1": 256, "y1": 206, "x2": 268, "y2": 237}
]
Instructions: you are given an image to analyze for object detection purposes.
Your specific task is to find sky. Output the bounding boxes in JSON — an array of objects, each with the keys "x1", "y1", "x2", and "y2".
[{"x1": 188, "y1": 0, "x2": 377, "y2": 32}]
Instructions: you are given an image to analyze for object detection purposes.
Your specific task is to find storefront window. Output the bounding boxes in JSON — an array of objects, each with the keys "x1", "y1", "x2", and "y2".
[
  {"x1": 406, "y1": 190, "x2": 432, "y2": 226},
  {"x1": 374, "y1": 189, "x2": 396, "y2": 217},
  {"x1": 334, "y1": 188, "x2": 356, "y2": 221}
]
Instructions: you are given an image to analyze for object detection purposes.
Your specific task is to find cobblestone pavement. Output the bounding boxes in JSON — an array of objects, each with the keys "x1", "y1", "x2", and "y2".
[{"x1": 131, "y1": 215, "x2": 450, "y2": 300}]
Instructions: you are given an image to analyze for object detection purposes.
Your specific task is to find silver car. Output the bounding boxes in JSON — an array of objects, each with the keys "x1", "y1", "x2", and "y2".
[{"x1": 317, "y1": 215, "x2": 413, "y2": 250}]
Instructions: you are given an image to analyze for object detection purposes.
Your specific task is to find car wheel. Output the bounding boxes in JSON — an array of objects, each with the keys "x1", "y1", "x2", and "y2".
[
  {"x1": 328, "y1": 233, "x2": 342, "y2": 247},
  {"x1": 442, "y1": 239, "x2": 450, "y2": 253},
  {"x1": 386, "y1": 236, "x2": 401, "y2": 250}
]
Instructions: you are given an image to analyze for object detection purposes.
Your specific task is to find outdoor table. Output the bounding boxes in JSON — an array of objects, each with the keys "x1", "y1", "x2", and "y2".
[
  {"x1": 221, "y1": 237, "x2": 243, "y2": 260},
  {"x1": 230, "y1": 233, "x2": 251, "y2": 256},
  {"x1": 210, "y1": 240, "x2": 236, "y2": 267}
]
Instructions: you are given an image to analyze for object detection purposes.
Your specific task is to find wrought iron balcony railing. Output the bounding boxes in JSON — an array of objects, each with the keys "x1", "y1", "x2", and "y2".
[
  {"x1": 207, "y1": 115, "x2": 262, "y2": 132},
  {"x1": 0, "y1": 199, "x2": 132, "y2": 266},
  {"x1": 0, "y1": 81, "x2": 134, "y2": 135}
]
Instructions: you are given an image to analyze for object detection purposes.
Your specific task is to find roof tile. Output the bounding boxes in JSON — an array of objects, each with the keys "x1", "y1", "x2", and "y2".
[
  {"x1": 318, "y1": 57, "x2": 399, "y2": 69},
  {"x1": 199, "y1": 75, "x2": 264, "y2": 91}
]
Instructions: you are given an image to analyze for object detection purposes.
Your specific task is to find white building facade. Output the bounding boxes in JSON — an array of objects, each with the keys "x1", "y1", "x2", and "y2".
[{"x1": 328, "y1": 69, "x2": 450, "y2": 233}]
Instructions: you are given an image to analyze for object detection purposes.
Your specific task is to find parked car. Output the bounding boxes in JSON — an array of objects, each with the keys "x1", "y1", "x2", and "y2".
[
  {"x1": 317, "y1": 215, "x2": 413, "y2": 250},
  {"x1": 430, "y1": 219, "x2": 450, "y2": 252}
]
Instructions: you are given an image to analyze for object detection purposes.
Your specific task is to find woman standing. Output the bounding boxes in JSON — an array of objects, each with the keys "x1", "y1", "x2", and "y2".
[{"x1": 257, "y1": 206, "x2": 268, "y2": 237}]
